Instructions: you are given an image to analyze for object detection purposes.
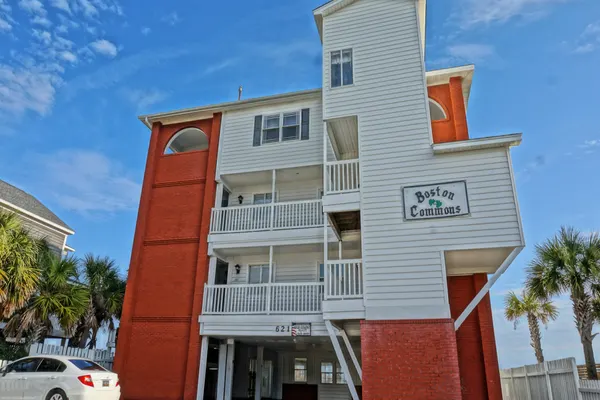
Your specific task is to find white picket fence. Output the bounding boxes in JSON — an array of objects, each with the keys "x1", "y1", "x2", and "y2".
[{"x1": 501, "y1": 357, "x2": 600, "y2": 399}]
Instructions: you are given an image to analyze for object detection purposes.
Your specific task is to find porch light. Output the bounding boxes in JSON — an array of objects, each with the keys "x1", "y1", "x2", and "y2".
[
  {"x1": 238, "y1": 195, "x2": 244, "y2": 204},
  {"x1": 235, "y1": 264, "x2": 241, "y2": 274}
]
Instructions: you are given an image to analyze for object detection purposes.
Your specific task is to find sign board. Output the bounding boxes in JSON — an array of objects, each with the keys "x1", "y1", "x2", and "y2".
[
  {"x1": 291, "y1": 323, "x2": 311, "y2": 337},
  {"x1": 403, "y1": 181, "x2": 470, "y2": 221}
]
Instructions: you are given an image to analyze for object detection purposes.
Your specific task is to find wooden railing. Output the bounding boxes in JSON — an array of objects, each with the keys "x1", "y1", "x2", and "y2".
[
  {"x1": 202, "y1": 282, "x2": 324, "y2": 315},
  {"x1": 325, "y1": 159, "x2": 360, "y2": 194},
  {"x1": 325, "y1": 259, "x2": 363, "y2": 300},
  {"x1": 210, "y1": 200, "x2": 323, "y2": 233}
]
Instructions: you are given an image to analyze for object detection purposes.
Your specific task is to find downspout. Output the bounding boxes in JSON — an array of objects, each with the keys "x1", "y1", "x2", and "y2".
[{"x1": 454, "y1": 246, "x2": 524, "y2": 331}]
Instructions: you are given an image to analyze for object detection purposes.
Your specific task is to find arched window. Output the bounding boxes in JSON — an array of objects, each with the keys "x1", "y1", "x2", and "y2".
[
  {"x1": 429, "y1": 99, "x2": 447, "y2": 121},
  {"x1": 164, "y1": 127, "x2": 209, "y2": 154}
]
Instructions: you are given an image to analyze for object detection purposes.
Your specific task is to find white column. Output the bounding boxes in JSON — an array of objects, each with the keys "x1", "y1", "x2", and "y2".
[
  {"x1": 324, "y1": 217, "x2": 329, "y2": 299},
  {"x1": 267, "y1": 246, "x2": 273, "y2": 314},
  {"x1": 338, "y1": 240, "x2": 343, "y2": 260},
  {"x1": 215, "y1": 183, "x2": 224, "y2": 207},
  {"x1": 196, "y1": 336, "x2": 209, "y2": 400},
  {"x1": 207, "y1": 256, "x2": 218, "y2": 285},
  {"x1": 216, "y1": 343, "x2": 227, "y2": 400},
  {"x1": 224, "y1": 340, "x2": 235, "y2": 400},
  {"x1": 269, "y1": 169, "x2": 276, "y2": 229},
  {"x1": 255, "y1": 346, "x2": 264, "y2": 400}
]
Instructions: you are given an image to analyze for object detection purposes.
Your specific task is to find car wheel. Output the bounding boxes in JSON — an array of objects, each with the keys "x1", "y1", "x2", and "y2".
[{"x1": 46, "y1": 388, "x2": 68, "y2": 400}]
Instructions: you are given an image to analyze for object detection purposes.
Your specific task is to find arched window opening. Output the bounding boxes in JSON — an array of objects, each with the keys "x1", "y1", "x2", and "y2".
[
  {"x1": 164, "y1": 127, "x2": 209, "y2": 154},
  {"x1": 429, "y1": 99, "x2": 447, "y2": 122}
]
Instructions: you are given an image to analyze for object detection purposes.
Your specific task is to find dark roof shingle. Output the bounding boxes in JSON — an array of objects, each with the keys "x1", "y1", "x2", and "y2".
[{"x1": 0, "y1": 179, "x2": 73, "y2": 232}]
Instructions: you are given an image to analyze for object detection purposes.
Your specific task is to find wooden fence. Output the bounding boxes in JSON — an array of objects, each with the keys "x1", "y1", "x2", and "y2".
[{"x1": 501, "y1": 357, "x2": 600, "y2": 399}]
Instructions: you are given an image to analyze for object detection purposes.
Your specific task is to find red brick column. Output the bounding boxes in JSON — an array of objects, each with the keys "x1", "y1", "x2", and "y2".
[
  {"x1": 183, "y1": 112, "x2": 222, "y2": 399},
  {"x1": 360, "y1": 319, "x2": 462, "y2": 400},
  {"x1": 474, "y1": 274, "x2": 503, "y2": 400}
]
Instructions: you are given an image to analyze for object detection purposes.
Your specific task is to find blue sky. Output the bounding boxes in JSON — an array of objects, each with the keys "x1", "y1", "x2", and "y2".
[{"x1": 0, "y1": 0, "x2": 599, "y2": 367}]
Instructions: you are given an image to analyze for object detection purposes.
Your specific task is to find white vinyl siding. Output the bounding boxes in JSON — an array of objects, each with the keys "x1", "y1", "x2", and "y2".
[
  {"x1": 227, "y1": 179, "x2": 322, "y2": 207},
  {"x1": 218, "y1": 97, "x2": 324, "y2": 176},
  {"x1": 322, "y1": 0, "x2": 522, "y2": 320}
]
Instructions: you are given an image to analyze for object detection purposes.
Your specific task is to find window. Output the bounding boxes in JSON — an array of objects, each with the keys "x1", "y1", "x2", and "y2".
[
  {"x1": 7, "y1": 358, "x2": 41, "y2": 373},
  {"x1": 429, "y1": 99, "x2": 447, "y2": 121},
  {"x1": 262, "y1": 115, "x2": 280, "y2": 144},
  {"x1": 294, "y1": 358, "x2": 307, "y2": 382},
  {"x1": 336, "y1": 362, "x2": 347, "y2": 384},
  {"x1": 69, "y1": 359, "x2": 106, "y2": 371},
  {"x1": 321, "y1": 361, "x2": 334, "y2": 384},
  {"x1": 318, "y1": 263, "x2": 325, "y2": 282},
  {"x1": 282, "y1": 112, "x2": 300, "y2": 141},
  {"x1": 37, "y1": 358, "x2": 66, "y2": 373},
  {"x1": 248, "y1": 265, "x2": 270, "y2": 284},
  {"x1": 164, "y1": 127, "x2": 209, "y2": 154},
  {"x1": 331, "y1": 49, "x2": 353, "y2": 88},
  {"x1": 253, "y1": 193, "x2": 273, "y2": 205}
]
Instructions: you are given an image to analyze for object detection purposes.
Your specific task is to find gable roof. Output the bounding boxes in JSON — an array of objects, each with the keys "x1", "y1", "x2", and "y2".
[{"x1": 0, "y1": 179, "x2": 74, "y2": 234}]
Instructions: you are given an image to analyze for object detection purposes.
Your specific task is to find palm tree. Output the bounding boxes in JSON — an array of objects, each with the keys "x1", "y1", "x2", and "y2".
[
  {"x1": 527, "y1": 227, "x2": 600, "y2": 379},
  {"x1": 72, "y1": 254, "x2": 125, "y2": 349},
  {"x1": 4, "y1": 255, "x2": 89, "y2": 342},
  {"x1": 504, "y1": 290, "x2": 558, "y2": 363},
  {"x1": 0, "y1": 210, "x2": 43, "y2": 319}
]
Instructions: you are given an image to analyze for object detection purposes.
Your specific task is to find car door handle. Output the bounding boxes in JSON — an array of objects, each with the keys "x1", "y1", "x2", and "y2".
[
  {"x1": 18, "y1": 377, "x2": 27, "y2": 380},
  {"x1": 49, "y1": 376, "x2": 57, "y2": 380}
]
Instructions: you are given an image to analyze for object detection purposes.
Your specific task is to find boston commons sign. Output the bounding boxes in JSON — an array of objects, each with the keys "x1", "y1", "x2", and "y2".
[{"x1": 403, "y1": 181, "x2": 470, "y2": 221}]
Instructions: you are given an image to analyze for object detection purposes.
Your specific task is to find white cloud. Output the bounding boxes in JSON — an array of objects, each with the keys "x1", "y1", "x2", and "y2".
[
  {"x1": 203, "y1": 58, "x2": 238, "y2": 75},
  {"x1": 31, "y1": 15, "x2": 52, "y2": 27},
  {"x1": 0, "y1": 64, "x2": 62, "y2": 117},
  {"x1": 29, "y1": 149, "x2": 141, "y2": 214},
  {"x1": 60, "y1": 51, "x2": 77, "y2": 63},
  {"x1": 447, "y1": 44, "x2": 496, "y2": 63},
  {"x1": 77, "y1": 0, "x2": 97, "y2": 17},
  {"x1": 122, "y1": 88, "x2": 169, "y2": 111},
  {"x1": 457, "y1": 0, "x2": 571, "y2": 29},
  {"x1": 573, "y1": 21, "x2": 600, "y2": 54},
  {"x1": 55, "y1": 24, "x2": 68, "y2": 33},
  {"x1": 0, "y1": 17, "x2": 11, "y2": 31},
  {"x1": 32, "y1": 29, "x2": 52, "y2": 45},
  {"x1": 141, "y1": 26, "x2": 150, "y2": 35},
  {"x1": 50, "y1": 0, "x2": 71, "y2": 14},
  {"x1": 162, "y1": 11, "x2": 180, "y2": 26},
  {"x1": 18, "y1": 0, "x2": 46, "y2": 15},
  {"x1": 89, "y1": 39, "x2": 118, "y2": 57}
]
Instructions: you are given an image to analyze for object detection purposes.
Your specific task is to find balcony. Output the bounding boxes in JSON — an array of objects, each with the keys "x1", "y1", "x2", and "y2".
[
  {"x1": 210, "y1": 199, "x2": 323, "y2": 233},
  {"x1": 323, "y1": 159, "x2": 360, "y2": 213},
  {"x1": 203, "y1": 282, "x2": 324, "y2": 315},
  {"x1": 201, "y1": 260, "x2": 364, "y2": 316}
]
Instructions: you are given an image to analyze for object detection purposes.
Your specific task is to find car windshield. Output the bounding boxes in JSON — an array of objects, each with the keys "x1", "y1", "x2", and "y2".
[{"x1": 69, "y1": 359, "x2": 106, "y2": 371}]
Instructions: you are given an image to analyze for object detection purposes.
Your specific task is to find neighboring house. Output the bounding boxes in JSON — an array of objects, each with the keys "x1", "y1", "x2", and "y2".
[
  {"x1": 115, "y1": 1, "x2": 525, "y2": 400},
  {"x1": 0, "y1": 179, "x2": 74, "y2": 343},
  {"x1": 0, "y1": 179, "x2": 74, "y2": 255}
]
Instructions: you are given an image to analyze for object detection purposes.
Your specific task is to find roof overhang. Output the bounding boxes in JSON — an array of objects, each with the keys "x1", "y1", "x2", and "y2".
[
  {"x1": 139, "y1": 88, "x2": 322, "y2": 128},
  {"x1": 426, "y1": 64, "x2": 475, "y2": 110},
  {"x1": 313, "y1": 0, "x2": 427, "y2": 47},
  {"x1": 432, "y1": 133, "x2": 522, "y2": 155},
  {"x1": 0, "y1": 199, "x2": 75, "y2": 235}
]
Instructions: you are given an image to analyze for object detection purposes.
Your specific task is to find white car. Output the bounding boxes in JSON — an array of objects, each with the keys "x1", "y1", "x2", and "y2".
[{"x1": 0, "y1": 355, "x2": 120, "y2": 400}]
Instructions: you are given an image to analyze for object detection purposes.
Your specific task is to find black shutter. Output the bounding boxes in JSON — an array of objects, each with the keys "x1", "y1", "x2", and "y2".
[
  {"x1": 253, "y1": 115, "x2": 263, "y2": 146},
  {"x1": 301, "y1": 108, "x2": 310, "y2": 140}
]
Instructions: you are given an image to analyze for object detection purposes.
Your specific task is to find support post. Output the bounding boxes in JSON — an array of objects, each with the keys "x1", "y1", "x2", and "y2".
[
  {"x1": 325, "y1": 321, "x2": 359, "y2": 400},
  {"x1": 455, "y1": 247, "x2": 523, "y2": 330},
  {"x1": 571, "y1": 357, "x2": 584, "y2": 400},
  {"x1": 207, "y1": 256, "x2": 217, "y2": 285},
  {"x1": 196, "y1": 336, "x2": 209, "y2": 400},
  {"x1": 270, "y1": 169, "x2": 276, "y2": 230},
  {"x1": 339, "y1": 329, "x2": 362, "y2": 381},
  {"x1": 216, "y1": 343, "x2": 227, "y2": 400},
  {"x1": 324, "y1": 217, "x2": 329, "y2": 300},
  {"x1": 255, "y1": 346, "x2": 264, "y2": 400},
  {"x1": 267, "y1": 246, "x2": 273, "y2": 314},
  {"x1": 338, "y1": 240, "x2": 343, "y2": 260},
  {"x1": 224, "y1": 340, "x2": 235, "y2": 400}
]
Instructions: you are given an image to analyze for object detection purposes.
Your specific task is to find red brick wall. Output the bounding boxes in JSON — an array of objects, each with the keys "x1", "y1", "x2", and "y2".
[
  {"x1": 114, "y1": 116, "x2": 221, "y2": 400},
  {"x1": 448, "y1": 274, "x2": 502, "y2": 400},
  {"x1": 360, "y1": 319, "x2": 462, "y2": 400}
]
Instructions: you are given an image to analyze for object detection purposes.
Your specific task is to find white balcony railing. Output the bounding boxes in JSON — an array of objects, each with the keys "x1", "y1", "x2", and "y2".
[
  {"x1": 210, "y1": 199, "x2": 324, "y2": 233},
  {"x1": 325, "y1": 159, "x2": 360, "y2": 194},
  {"x1": 325, "y1": 259, "x2": 363, "y2": 300},
  {"x1": 202, "y1": 282, "x2": 324, "y2": 315}
]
